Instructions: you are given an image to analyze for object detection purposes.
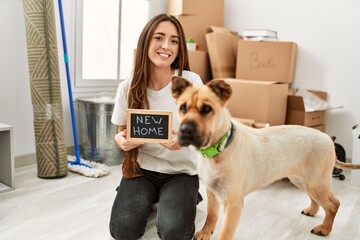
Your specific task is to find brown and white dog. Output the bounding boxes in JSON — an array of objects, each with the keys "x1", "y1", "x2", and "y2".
[{"x1": 171, "y1": 76, "x2": 360, "y2": 240}]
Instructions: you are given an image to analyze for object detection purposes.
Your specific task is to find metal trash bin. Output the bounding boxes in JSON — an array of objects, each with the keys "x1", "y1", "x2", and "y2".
[{"x1": 76, "y1": 94, "x2": 123, "y2": 166}]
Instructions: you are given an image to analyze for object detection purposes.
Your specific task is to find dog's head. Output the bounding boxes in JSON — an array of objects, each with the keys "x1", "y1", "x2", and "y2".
[{"x1": 171, "y1": 76, "x2": 232, "y2": 149}]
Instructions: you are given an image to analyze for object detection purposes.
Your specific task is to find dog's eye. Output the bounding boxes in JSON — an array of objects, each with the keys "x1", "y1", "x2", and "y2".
[
  {"x1": 180, "y1": 103, "x2": 187, "y2": 113},
  {"x1": 201, "y1": 104, "x2": 212, "y2": 114}
]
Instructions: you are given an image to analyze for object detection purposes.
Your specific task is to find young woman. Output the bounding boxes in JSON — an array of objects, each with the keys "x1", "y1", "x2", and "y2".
[{"x1": 109, "y1": 14, "x2": 203, "y2": 240}]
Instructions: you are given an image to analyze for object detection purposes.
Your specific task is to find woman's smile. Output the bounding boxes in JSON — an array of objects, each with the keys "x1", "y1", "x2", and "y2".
[{"x1": 157, "y1": 52, "x2": 171, "y2": 59}]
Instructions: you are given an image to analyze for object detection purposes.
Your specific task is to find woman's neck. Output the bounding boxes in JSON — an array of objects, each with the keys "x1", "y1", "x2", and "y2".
[{"x1": 148, "y1": 67, "x2": 174, "y2": 91}]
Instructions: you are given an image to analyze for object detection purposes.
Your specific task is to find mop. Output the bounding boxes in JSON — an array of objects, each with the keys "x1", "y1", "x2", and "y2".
[{"x1": 58, "y1": 0, "x2": 110, "y2": 177}]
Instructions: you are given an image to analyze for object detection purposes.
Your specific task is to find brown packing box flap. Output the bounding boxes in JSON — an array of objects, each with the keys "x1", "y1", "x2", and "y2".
[
  {"x1": 286, "y1": 90, "x2": 327, "y2": 127},
  {"x1": 206, "y1": 26, "x2": 239, "y2": 78},
  {"x1": 220, "y1": 78, "x2": 289, "y2": 126},
  {"x1": 188, "y1": 50, "x2": 212, "y2": 83},
  {"x1": 236, "y1": 40, "x2": 298, "y2": 83},
  {"x1": 176, "y1": 16, "x2": 224, "y2": 51},
  {"x1": 168, "y1": 0, "x2": 224, "y2": 16},
  {"x1": 309, "y1": 90, "x2": 327, "y2": 101}
]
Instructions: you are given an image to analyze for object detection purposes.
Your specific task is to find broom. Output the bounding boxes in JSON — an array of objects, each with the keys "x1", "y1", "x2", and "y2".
[{"x1": 58, "y1": 0, "x2": 110, "y2": 177}]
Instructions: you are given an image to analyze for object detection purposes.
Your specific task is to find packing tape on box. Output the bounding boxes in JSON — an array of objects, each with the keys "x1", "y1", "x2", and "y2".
[{"x1": 212, "y1": 66, "x2": 236, "y2": 77}]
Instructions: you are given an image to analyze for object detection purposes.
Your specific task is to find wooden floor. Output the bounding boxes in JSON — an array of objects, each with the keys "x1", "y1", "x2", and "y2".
[{"x1": 1, "y1": 164, "x2": 360, "y2": 240}]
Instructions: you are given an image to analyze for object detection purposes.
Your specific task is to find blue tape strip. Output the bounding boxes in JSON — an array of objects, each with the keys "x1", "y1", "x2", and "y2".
[{"x1": 64, "y1": 53, "x2": 69, "y2": 63}]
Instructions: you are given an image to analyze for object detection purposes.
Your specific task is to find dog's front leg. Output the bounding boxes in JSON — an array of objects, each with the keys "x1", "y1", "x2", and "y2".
[
  {"x1": 217, "y1": 197, "x2": 244, "y2": 240},
  {"x1": 194, "y1": 189, "x2": 219, "y2": 240}
]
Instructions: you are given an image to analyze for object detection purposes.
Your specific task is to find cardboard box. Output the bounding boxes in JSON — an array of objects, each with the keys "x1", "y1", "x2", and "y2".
[
  {"x1": 222, "y1": 78, "x2": 289, "y2": 126},
  {"x1": 236, "y1": 40, "x2": 297, "y2": 83},
  {"x1": 177, "y1": 15, "x2": 224, "y2": 51},
  {"x1": 233, "y1": 117, "x2": 270, "y2": 128},
  {"x1": 286, "y1": 90, "x2": 327, "y2": 127},
  {"x1": 312, "y1": 124, "x2": 325, "y2": 132},
  {"x1": 206, "y1": 26, "x2": 239, "y2": 78},
  {"x1": 188, "y1": 50, "x2": 212, "y2": 83},
  {"x1": 168, "y1": 0, "x2": 224, "y2": 16}
]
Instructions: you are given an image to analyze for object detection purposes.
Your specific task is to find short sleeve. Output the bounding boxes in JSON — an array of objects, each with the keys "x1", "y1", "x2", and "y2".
[{"x1": 111, "y1": 79, "x2": 130, "y2": 126}]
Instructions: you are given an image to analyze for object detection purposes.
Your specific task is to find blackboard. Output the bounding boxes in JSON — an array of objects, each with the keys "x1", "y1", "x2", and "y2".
[{"x1": 126, "y1": 109, "x2": 173, "y2": 143}]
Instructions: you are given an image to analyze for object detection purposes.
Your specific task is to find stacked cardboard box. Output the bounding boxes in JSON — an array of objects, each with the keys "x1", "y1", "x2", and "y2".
[
  {"x1": 168, "y1": 0, "x2": 225, "y2": 82},
  {"x1": 187, "y1": 50, "x2": 212, "y2": 83},
  {"x1": 225, "y1": 79, "x2": 289, "y2": 126},
  {"x1": 207, "y1": 26, "x2": 298, "y2": 126},
  {"x1": 235, "y1": 41, "x2": 297, "y2": 83},
  {"x1": 286, "y1": 90, "x2": 327, "y2": 132},
  {"x1": 206, "y1": 26, "x2": 240, "y2": 78}
]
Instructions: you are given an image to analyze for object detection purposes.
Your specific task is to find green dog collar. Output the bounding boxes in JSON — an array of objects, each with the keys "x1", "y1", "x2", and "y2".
[{"x1": 198, "y1": 122, "x2": 234, "y2": 158}]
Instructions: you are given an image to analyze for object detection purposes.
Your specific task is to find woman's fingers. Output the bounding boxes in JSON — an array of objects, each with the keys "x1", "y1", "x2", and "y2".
[{"x1": 115, "y1": 131, "x2": 144, "y2": 151}]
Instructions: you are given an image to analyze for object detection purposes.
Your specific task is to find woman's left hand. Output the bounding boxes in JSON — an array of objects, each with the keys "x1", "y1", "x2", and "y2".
[{"x1": 160, "y1": 130, "x2": 182, "y2": 150}]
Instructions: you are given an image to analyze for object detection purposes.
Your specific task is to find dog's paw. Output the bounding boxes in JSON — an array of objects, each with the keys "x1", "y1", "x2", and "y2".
[
  {"x1": 301, "y1": 210, "x2": 315, "y2": 217},
  {"x1": 194, "y1": 230, "x2": 212, "y2": 240},
  {"x1": 301, "y1": 207, "x2": 318, "y2": 216},
  {"x1": 311, "y1": 224, "x2": 331, "y2": 236}
]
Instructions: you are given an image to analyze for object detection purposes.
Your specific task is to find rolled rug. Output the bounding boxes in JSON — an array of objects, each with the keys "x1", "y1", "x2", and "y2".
[{"x1": 23, "y1": 0, "x2": 68, "y2": 178}]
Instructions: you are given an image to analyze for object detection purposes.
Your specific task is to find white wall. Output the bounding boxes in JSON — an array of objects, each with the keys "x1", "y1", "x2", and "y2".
[
  {"x1": 224, "y1": 0, "x2": 360, "y2": 159},
  {"x1": 1, "y1": 0, "x2": 359, "y2": 163},
  {"x1": 0, "y1": 0, "x2": 35, "y2": 156}
]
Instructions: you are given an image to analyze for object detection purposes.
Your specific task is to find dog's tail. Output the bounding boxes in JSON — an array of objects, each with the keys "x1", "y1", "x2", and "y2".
[{"x1": 335, "y1": 160, "x2": 360, "y2": 170}]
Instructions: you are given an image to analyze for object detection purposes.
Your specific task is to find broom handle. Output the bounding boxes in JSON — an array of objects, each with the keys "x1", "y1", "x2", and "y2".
[{"x1": 58, "y1": 0, "x2": 81, "y2": 163}]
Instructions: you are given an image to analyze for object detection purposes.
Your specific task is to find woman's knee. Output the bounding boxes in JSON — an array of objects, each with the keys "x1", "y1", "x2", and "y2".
[
  {"x1": 109, "y1": 215, "x2": 145, "y2": 240},
  {"x1": 157, "y1": 219, "x2": 195, "y2": 240},
  {"x1": 156, "y1": 198, "x2": 197, "y2": 240},
  {"x1": 109, "y1": 196, "x2": 149, "y2": 240}
]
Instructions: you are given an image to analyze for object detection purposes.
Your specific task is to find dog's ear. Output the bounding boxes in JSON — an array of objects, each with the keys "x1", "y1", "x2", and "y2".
[
  {"x1": 171, "y1": 76, "x2": 192, "y2": 99},
  {"x1": 207, "y1": 79, "x2": 232, "y2": 102}
]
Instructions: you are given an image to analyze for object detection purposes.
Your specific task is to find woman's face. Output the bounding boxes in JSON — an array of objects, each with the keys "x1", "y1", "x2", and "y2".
[{"x1": 148, "y1": 21, "x2": 180, "y2": 70}]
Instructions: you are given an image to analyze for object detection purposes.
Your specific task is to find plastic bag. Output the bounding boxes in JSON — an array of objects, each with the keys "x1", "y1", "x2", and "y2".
[{"x1": 295, "y1": 89, "x2": 328, "y2": 112}]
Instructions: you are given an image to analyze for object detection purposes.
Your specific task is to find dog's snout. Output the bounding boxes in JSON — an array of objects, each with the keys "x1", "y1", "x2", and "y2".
[
  {"x1": 180, "y1": 122, "x2": 196, "y2": 138},
  {"x1": 178, "y1": 121, "x2": 199, "y2": 147}
]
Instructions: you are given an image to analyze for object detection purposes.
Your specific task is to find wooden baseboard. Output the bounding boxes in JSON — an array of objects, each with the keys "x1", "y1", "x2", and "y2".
[
  {"x1": 15, "y1": 147, "x2": 75, "y2": 168},
  {"x1": 15, "y1": 153, "x2": 36, "y2": 168}
]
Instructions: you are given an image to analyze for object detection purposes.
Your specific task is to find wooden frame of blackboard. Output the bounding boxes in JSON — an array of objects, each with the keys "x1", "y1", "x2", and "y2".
[{"x1": 126, "y1": 109, "x2": 173, "y2": 143}]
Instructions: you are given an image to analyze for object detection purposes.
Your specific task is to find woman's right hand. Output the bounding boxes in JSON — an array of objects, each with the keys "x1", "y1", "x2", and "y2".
[{"x1": 114, "y1": 129, "x2": 144, "y2": 151}]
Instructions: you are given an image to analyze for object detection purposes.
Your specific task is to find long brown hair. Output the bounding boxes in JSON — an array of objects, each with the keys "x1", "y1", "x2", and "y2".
[{"x1": 122, "y1": 14, "x2": 190, "y2": 178}]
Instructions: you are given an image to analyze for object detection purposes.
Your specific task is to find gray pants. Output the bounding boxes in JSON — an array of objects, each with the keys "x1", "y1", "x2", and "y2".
[{"x1": 109, "y1": 169, "x2": 200, "y2": 240}]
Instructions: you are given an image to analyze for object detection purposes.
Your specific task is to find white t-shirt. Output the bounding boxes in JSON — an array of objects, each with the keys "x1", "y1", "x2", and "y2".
[{"x1": 111, "y1": 70, "x2": 203, "y2": 175}]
